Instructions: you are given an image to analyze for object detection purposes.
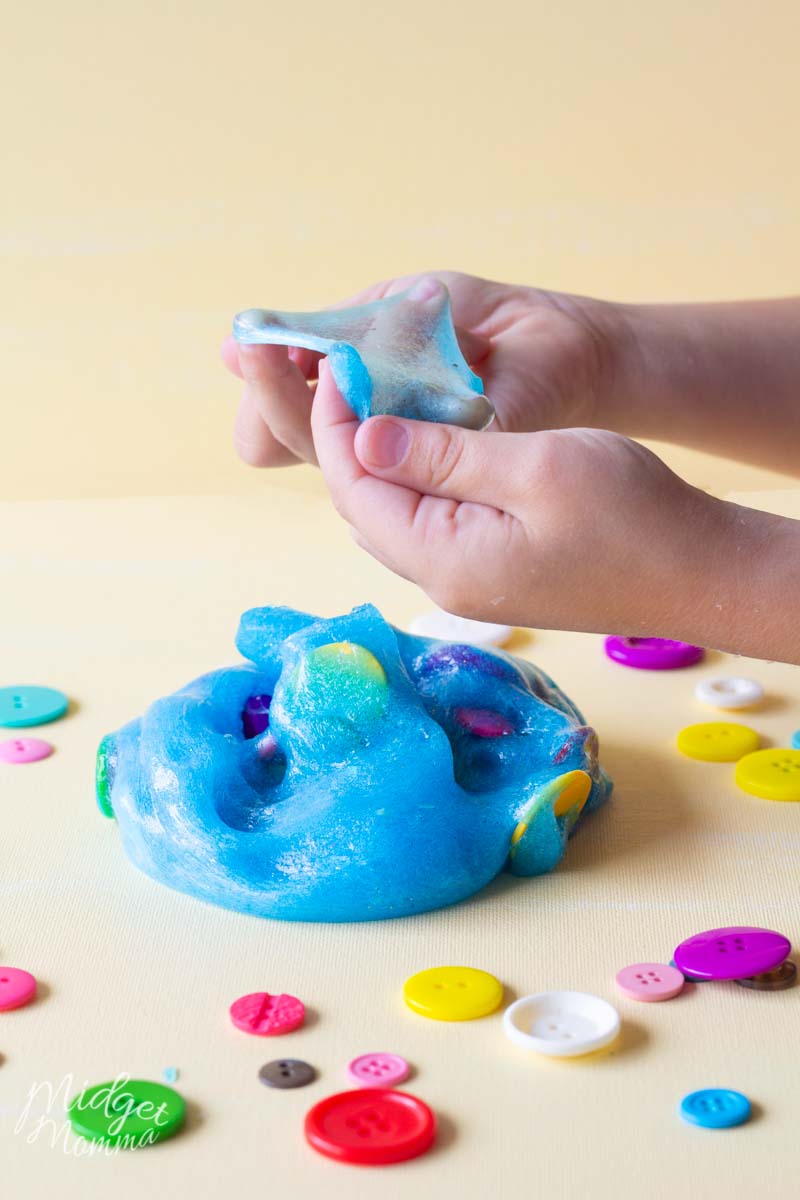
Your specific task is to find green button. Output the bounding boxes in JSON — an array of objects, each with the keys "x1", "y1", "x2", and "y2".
[
  {"x1": 68, "y1": 1079, "x2": 185, "y2": 1148},
  {"x1": 0, "y1": 686, "x2": 69, "y2": 728}
]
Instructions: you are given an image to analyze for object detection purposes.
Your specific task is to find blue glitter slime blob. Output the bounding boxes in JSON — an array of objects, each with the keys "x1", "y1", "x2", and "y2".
[
  {"x1": 233, "y1": 281, "x2": 494, "y2": 430},
  {"x1": 96, "y1": 605, "x2": 611, "y2": 922}
]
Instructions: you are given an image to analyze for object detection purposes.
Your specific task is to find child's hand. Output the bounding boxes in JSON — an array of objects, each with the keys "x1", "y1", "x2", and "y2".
[
  {"x1": 310, "y1": 360, "x2": 727, "y2": 638},
  {"x1": 221, "y1": 272, "x2": 620, "y2": 468}
]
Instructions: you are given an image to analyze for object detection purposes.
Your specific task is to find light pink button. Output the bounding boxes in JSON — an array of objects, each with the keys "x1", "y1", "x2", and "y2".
[
  {"x1": 615, "y1": 962, "x2": 684, "y2": 1002},
  {"x1": 229, "y1": 991, "x2": 305, "y2": 1035},
  {"x1": 347, "y1": 1052, "x2": 411, "y2": 1088},
  {"x1": 0, "y1": 966, "x2": 38, "y2": 1011},
  {"x1": 0, "y1": 737, "x2": 53, "y2": 764}
]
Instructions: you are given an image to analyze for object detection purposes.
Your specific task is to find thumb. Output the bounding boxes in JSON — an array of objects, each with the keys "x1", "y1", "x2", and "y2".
[{"x1": 353, "y1": 416, "x2": 531, "y2": 507}]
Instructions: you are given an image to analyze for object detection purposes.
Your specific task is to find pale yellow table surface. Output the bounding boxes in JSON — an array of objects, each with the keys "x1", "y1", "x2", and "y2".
[{"x1": 2, "y1": 488, "x2": 800, "y2": 1198}]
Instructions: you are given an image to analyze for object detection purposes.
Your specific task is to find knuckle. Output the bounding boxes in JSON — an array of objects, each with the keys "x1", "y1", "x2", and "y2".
[{"x1": 425, "y1": 429, "x2": 466, "y2": 491}]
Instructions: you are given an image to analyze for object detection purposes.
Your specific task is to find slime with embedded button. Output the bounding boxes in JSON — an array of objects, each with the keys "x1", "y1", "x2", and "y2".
[{"x1": 96, "y1": 604, "x2": 611, "y2": 921}]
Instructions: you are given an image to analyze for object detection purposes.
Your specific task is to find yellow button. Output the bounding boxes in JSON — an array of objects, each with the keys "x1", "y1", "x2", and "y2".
[
  {"x1": 677, "y1": 722, "x2": 760, "y2": 763},
  {"x1": 736, "y1": 749, "x2": 800, "y2": 802},
  {"x1": 403, "y1": 966, "x2": 503, "y2": 1021}
]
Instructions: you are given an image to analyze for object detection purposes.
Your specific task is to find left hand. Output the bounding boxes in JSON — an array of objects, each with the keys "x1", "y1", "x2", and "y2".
[{"x1": 310, "y1": 359, "x2": 731, "y2": 640}]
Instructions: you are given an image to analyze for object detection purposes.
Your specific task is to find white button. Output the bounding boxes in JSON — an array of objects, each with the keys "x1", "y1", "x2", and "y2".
[
  {"x1": 503, "y1": 991, "x2": 621, "y2": 1057},
  {"x1": 409, "y1": 609, "x2": 513, "y2": 647},
  {"x1": 694, "y1": 676, "x2": 763, "y2": 710}
]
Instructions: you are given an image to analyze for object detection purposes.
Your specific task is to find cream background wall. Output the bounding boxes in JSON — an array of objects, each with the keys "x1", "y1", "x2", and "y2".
[{"x1": 2, "y1": 0, "x2": 799, "y2": 501}]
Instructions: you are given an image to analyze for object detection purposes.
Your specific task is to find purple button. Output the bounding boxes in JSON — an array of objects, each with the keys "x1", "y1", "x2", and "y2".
[
  {"x1": 242, "y1": 694, "x2": 271, "y2": 739},
  {"x1": 673, "y1": 926, "x2": 791, "y2": 981},
  {"x1": 604, "y1": 637, "x2": 704, "y2": 671},
  {"x1": 454, "y1": 708, "x2": 515, "y2": 738}
]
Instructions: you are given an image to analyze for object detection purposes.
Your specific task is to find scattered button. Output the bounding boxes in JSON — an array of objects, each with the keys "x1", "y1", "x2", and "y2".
[
  {"x1": 694, "y1": 676, "x2": 764, "y2": 710},
  {"x1": 259, "y1": 1059, "x2": 316, "y2": 1089},
  {"x1": 67, "y1": 1078, "x2": 185, "y2": 1147},
  {"x1": 735, "y1": 749, "x2": 800, "y2": 802},
  {"x1": 735, "y1": 960, "x2": 797, "y2": 991},
  {"x1": 0, "y1": 966, "x2": 37, "y2": 1011},
  {"x1": 453, "y1": 707, "x2": 515, "y2": 737},
  {"x1": 162, "y1": 1066, "x2": 179, "y2": 1083},
  {"x1": 409, "y1": 610, "x2": 513, "y2": 647},
  {"x1": 792, "y1": 730, "x2": 800, "y2": 751},
  {"x1": 677, "y1": 721, "x2": 759, "y2": 763},
  {"x1": 0, "y1": 737, "x2": 53, "y2": 764},
  {"x1": 503, "y1": 991, "x2": 621, "y2": 1057},
  {"x1": 615, "y1": 962, "x2": 684, "y2": 1002},
  {"x1": 403, "y1": 966, "x2": 503, "y2": 1021},
  {"x1": 679, "y1": 1088, "x2": 751, "y2": 1129},
  {"x1": 604, "y1": 637, "x2": 704, "y2": 671},
  {"x1": 304, "y1": 1088, "x2": 436, "y2": 1165},
  {"x1": 0, "y1": 686, "x2": 69, "y2": 728},
  {"x1": 673, "y1": 926, "x2": 791, "y2": 982},
  {"x1": 347, "y1": 1053, "x2": 410, "y2": 1088},
  {"x1": 229, "y1": 991, "x2": 305, "y2": 1035}
]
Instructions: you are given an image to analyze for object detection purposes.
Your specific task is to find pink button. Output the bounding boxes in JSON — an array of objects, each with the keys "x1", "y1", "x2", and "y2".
[
  {"x1": 0, "y1": 966, "x2": 37, "y2": 1011},
  {"x1": 229, "y1": 991, "x2": 305, "y2": 1035},
  {"x1": 347, "y1": 1053, "x2": 411, "y2": 1088},
  {"x1": 0, "y1": 738, "x2": 53, "y2": 764},
  {"x1": 673, "y1": 926, "x2": 791, "y2": 981},
  {"x1": 615, "y1": 962, "x2": 685, "y2": 1002},
  {"x1": 454, "y1": 708, "x2": 515, "y2": 737}
]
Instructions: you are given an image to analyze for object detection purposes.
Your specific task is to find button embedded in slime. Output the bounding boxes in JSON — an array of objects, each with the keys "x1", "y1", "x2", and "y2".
[
  {"x1": 293, "y1": 642, "x2": 389, "y2": 722},
  {"x1": 242, "y1": 693, "x2": 271, "y2": 738},
  {"x1": 453, "y1": 708, "x2": 515, "y2": 737}
]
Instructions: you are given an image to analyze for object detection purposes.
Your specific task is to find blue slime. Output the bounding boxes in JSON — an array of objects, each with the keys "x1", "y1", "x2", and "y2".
[
  {"x1": 97, "y1": 605, "x2": 611, "y2": 922},
  {"x1": 233, "y1": 283, "x2": 494, "y2": 430}
]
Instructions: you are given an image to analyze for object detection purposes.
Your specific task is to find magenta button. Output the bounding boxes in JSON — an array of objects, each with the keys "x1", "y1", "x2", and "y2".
[
  {"x1": 604, "y1": 637, "x2": 704, "y2": 671},
  {"x1": 454, "y1": 708, "x2": 515, "y2": 737},
  {"x1": 0, "y1": 737, "x2": 53, "y2": 764},
  {"x1": 673, "y1": 926, "x2": 791, "y2": 981}
]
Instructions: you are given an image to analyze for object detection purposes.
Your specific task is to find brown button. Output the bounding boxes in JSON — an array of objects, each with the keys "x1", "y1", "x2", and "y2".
[
  {"x1": 735, "y1": 959, "x2": 797, "y2": 991},
  {"x1": 259, "y1": 1059, "x2": 316, "y2": 1089}
]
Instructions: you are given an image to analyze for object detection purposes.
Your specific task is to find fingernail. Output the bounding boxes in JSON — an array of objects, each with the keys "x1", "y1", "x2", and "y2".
[
  {"x1": 357, "y1": 417, "x2": 410, "y2": 469},
  {"x1": 407, "y1": 277, "x2": 442, "y2": 302}
]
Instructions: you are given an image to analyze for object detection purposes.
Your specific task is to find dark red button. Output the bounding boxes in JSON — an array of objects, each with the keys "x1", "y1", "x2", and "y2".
[{"x1": 304, "y1": 1088, "x2": 436, "y2": 1166}]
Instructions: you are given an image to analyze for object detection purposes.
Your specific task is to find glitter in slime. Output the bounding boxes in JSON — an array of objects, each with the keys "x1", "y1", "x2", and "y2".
[
  {"x1": 96, "y1": 605, "x2": 611, "y2": 922},
  {"x1": 233, "y1": 283, "x2": 495, "y2": 430}
]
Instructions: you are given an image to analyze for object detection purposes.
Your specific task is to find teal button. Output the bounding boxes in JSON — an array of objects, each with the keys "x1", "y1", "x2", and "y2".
[
  {"x1": 68, "y1": 1078, "x2": 185, "y2": 1147},
  {"x1": 0, "y1": 686, "x2": 69, "y2": 728}
]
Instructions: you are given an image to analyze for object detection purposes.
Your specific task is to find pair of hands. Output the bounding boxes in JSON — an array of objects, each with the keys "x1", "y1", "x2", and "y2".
[{"x1": 219, "y1": 272, "x2": 750, "y2": 644}]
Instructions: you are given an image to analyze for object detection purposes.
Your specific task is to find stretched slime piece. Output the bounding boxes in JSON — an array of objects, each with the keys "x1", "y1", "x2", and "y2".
[
  {"x1": 233, "y1": 282, "x2": 494, "y2": 429},
  {"x1": 96, "y1": 605, "x2": 611, "y2": 922}
]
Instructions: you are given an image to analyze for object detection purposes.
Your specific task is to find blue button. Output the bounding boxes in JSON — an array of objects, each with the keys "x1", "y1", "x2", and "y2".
[
  {"x1": 679, "y1": 1089, "x2": 751, "y2": 1129},
  {"x1": 0, "y1": 686, "x2": 69, "y2": 728},
  {"x1": 792, "y1": 730, "x2": 800, "y2": 750},
  {"x1": 669, "y1": 959, "x2": 712, "y2": 983}
]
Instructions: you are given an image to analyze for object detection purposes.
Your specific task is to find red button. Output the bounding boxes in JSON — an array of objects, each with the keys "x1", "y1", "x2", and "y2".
[{"x1": 304, "y1": 1088, "x2": 436, "y2": 1165}]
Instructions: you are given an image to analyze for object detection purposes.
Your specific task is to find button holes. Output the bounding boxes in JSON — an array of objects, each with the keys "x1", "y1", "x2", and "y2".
[{"x1": 456, "y1": 981, "x2": 467, "y2": 989}]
